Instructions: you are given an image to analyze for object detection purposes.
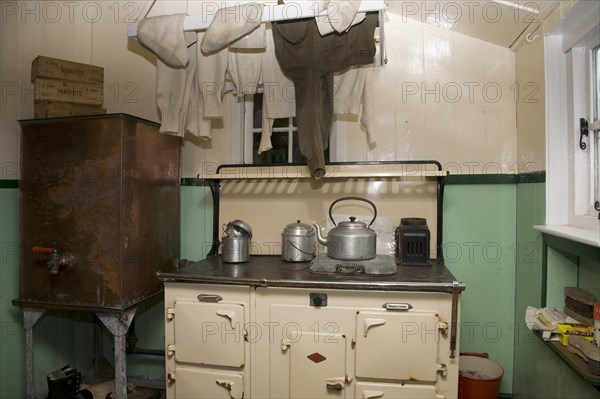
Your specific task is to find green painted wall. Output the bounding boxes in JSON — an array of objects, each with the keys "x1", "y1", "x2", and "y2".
[
  {"x1": 546, "y1": 248, "x2": 578, "y2": 308},
  {"x1": 512, "y1": 182, "x2": 600, "y2": 399},
  {"x1": 180, "y1": 186, "x2": 214, "y2": 263},
  {"x1": 513, "y1": 182, "x2": 545, "y2": 398},
  {"x1": 0, "y1": 187, "x2": 24, "y2": 399},
  {"x1": 443, "y1": 184, "x2": 517, "y2": 394}
]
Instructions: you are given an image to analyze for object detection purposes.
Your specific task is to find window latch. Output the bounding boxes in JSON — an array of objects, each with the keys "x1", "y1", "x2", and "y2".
[{"x1": 579, "y1": 118, "x2": 589, "y2": 150}]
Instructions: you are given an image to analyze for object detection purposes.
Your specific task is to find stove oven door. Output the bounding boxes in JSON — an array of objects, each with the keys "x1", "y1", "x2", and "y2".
[
  {"x1": 264, "y1": 302, "x2": 354, "y2": 399},
  {"x1": 356, "y1": 381, "x2": 445, "y2": 398},
  {"x1": 175, "y1": 367, "x2": 244, "y2": 399},
  {"x1": 355, "y1": 310, "x2": 444, "y2": 382},
  {"x1": 172, "y1": 300, "x2": 246, "y2": 368},
  {"x1": 285, "y1": 331, "x2": 348, "y2": 398}
]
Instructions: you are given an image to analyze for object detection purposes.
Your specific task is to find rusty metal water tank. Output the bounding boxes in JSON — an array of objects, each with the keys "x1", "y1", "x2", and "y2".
[{"x1": 14, "y1": 114, "x2": 180, "y2": 311}]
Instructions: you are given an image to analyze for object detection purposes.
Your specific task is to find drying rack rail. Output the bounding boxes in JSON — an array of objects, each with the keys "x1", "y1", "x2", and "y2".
[
  {"x1": 207, "y1": 162, "x2": 447, "y2": 180},
  {"x1": 127, "y1": 0, "x2": 385, "y2": 39}
]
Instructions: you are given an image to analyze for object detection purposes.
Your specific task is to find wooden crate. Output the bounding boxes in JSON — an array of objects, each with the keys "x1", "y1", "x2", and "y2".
[
  {"x1": 34, "y1": 78, "x2": 103, "y2": 106},
  {"x1": 31, "y1": 56, "x2": 104, "y2": 84},
  {"x1": 34, "y1": 101, "x2": 107, "y2": 118}
]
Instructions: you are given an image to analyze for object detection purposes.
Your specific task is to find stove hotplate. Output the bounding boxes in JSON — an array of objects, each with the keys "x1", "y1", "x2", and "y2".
[{"x1": 309, "y1": 254, "x2": 397, "y2": 276}]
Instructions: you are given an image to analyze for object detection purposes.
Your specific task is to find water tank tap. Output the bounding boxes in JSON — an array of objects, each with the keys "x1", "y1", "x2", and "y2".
[{"x1": 32, "y1": 246, "x2": 75, "y2": 275}]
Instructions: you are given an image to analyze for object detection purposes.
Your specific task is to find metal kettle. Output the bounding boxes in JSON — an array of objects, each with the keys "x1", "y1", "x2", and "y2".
[{"x1": 314, "y1": 197, "x2": 377, "y2": 261}]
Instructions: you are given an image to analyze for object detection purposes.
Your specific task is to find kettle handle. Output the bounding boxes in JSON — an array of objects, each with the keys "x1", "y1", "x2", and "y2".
[{"x1": 329, "y1": 197, "x2": 377, "y2": 228}]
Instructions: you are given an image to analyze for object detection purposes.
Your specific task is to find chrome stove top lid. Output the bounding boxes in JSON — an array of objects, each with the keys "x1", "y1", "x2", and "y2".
[{"x1": 309, "y1": 254, "x2": 397, "y2": 276}]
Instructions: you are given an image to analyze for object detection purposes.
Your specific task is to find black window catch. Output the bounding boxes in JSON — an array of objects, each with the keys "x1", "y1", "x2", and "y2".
[{"x1": 579, "y1": 118, "x2": 589, "y2": 150}]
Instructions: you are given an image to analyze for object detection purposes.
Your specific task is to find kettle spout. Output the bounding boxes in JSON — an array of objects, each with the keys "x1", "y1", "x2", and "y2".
[{"x1": 313, "y1": 223, "x2": 328, "y2": 246}]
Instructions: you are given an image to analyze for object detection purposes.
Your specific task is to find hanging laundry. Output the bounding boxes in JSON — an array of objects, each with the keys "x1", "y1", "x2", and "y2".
[
  {"x1": 185, "y1": 70, "x2": 212, "y2": 140},
  {"x1": 272, "y1": 13, "x2": 378, "y2": 179},
  {"x1": 138, "y1": 14, "x2": 197, "y2": 136},
  {"x1": 201, "y1": 3, "x2": 264, "y2": 53},
  {"x1": 137, "y1": 13, "x2": 230, "y2": 139},
  {"x1": 228, "y1": 48, "x2": 263, "y2": 98},
  {"x1": 315, "y1": 1, "x2": 366, "y2": 35},
  {"x1": 197, "y1": 31, "x2": 230, "y2": 120},
  {"x1": 137, "y1": 14, "x2": 196, "y2": 68},
  {"x1": 230, "y1": 24, "x2": 266, "y2": 50},
  {"x1": 333, "y1": 64, "x2": 376, "y2": 145},
  {"x1": 227, "y1": 21, "x2": 266, "y2": 98},
  {"x1": 258, "y1": 28, "x2": 296, "y2": 154}
]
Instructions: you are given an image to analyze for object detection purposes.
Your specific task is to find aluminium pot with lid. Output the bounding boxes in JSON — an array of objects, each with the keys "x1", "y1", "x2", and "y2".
[
  {"x1": 281, "y1": 220, "x2": 315, "y2": 262},
  {"x1": 226, "y1": 219, "x2": 253, "y2": 238},
  {"x1": 221, "y1": 220, "x2": 252, "y2": 263}
]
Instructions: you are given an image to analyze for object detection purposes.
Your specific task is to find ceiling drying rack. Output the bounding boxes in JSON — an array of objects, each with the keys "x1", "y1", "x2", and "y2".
[{"x1": 127, "y1": 0, "x2": 386, "y2": 39}]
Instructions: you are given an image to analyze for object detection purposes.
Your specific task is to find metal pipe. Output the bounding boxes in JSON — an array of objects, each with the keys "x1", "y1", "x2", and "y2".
[{"x1": 127, "y1": 347, "x2": 165, "y2": 356}]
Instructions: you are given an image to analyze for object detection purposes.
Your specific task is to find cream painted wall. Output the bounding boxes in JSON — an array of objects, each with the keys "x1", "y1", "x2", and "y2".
[
  {"x1": 515, "y1": 28, "x2": 546, "y2": 171},
  {"x1": 0, "y1": 0, "x2": 232, "y2": 179},
  {"x1": 1, "y1": 1, "x2": 521, "y2": 179},
  {"x1": 341, "y1": 4, "x2": 518, "y2": 174}
]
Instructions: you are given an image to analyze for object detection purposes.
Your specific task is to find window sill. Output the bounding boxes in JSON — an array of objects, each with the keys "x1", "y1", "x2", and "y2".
[{"x1": 534, "y1": 224, "x2": 600, "y2": 248}]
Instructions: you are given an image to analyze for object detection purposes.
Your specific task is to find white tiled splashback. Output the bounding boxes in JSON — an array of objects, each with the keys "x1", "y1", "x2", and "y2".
[{"x1": 0, "y1": 1, "x2": 547, "y2": 179}]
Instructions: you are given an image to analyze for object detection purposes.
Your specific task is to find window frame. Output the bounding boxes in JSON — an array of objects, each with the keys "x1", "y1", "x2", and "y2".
[
  {"x1": 569, "y1": 29, "x2": 600, "y2": 227},
  {"x1": 239, "y1": 93, "x2": 343, "y2": 165},
  {"x1": 544, "y1": 8, "x2": 600, "y2": 244},
  {"x1": 242, "y1": 93, "x2": 298, "y2": 165}
]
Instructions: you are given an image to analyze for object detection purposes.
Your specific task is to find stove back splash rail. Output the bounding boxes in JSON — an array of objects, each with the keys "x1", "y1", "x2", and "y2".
[{"x1": 199, "y1": 161, "x2": 447, "y2": 263}]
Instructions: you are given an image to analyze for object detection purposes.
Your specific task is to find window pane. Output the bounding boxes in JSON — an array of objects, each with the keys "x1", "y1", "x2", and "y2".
[
  {"x1": 252, "y1": 132, "x2": 289, "y2": 164},
  {"x1": 246, "y1": 98, "x2": 330, "y2": 166},
  {"x1": 273, "y1": 118, "x2": 289, "y2": 129}
]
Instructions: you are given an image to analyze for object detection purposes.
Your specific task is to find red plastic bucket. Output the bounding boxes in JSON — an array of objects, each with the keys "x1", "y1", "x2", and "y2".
[{"x1": 458, "y1": 353, "x2": 504, "y2": 399}]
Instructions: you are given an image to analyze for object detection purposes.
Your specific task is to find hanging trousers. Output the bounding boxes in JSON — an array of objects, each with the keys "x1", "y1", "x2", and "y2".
[{"x1": 272, "y1": 13, "x2": 378, "y2": 179}]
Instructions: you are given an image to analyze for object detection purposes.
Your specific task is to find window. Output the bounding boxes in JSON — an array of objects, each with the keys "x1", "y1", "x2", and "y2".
[
  {"x1": 544, "y1": 4, "x2": 600, "y2": 244},
  {"x1": 242, "y1": 92, "x2": 330, "y2": 165},
  {"x1": 571, "y1": 34, "x2": 600, "y2": 223},
  {"x1": 243, "y1": 93, "x2": 301, "y2": 164}
]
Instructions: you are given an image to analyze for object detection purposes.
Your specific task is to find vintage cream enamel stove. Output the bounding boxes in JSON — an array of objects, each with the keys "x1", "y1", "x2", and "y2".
[{"x1": 158, "y1": 162, "x2": 465, "y2": 399}]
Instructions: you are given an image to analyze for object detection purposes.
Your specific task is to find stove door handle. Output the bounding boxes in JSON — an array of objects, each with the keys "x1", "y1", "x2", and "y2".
[
  {"x1": 197, "y1": 294, "x2": 223, "y2": 303},
  {"x1": 362, "y1": 391, "x2": 384, "y2": 399},
  {"x1": 363, "y1": 318, "x2": 386, "y2": 337},
  {"x1": 382, "y1": 302, "x2": 413, "y2": 311},
  {"x1": 326, "y1": 381, "x2": 344, "y2": 392}
]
